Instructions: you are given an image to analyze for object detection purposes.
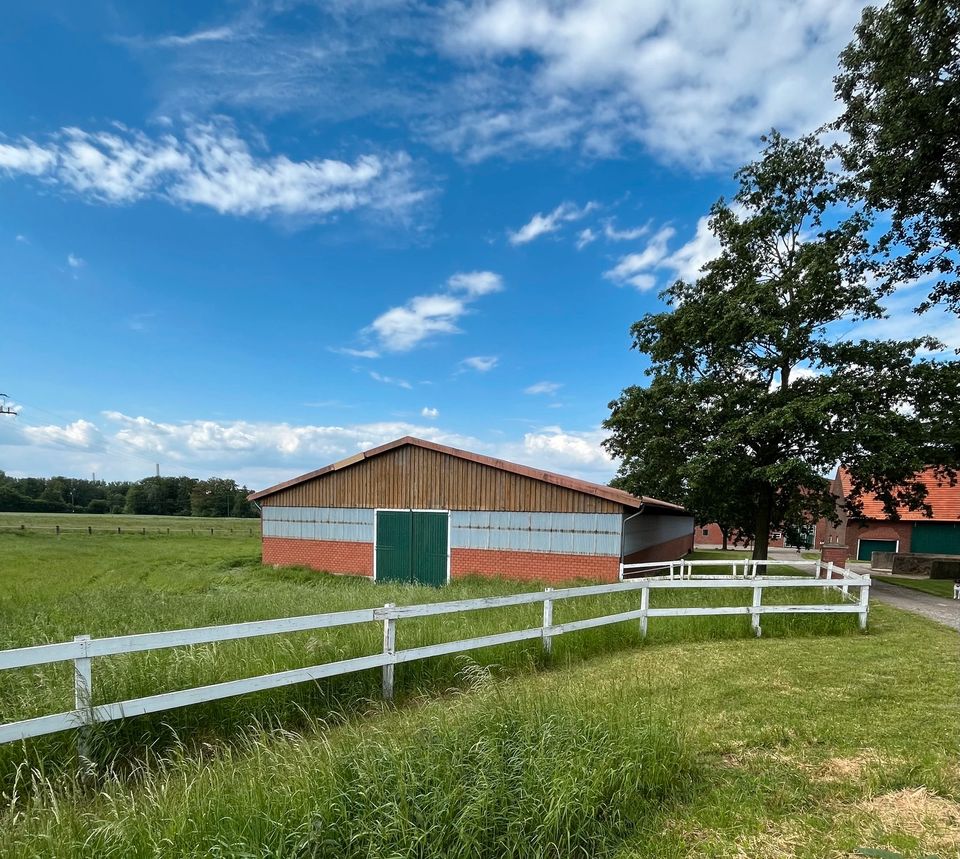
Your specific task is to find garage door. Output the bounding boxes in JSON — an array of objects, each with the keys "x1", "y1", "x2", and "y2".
[
  {"x1": 911, "y1": 522, "x2": 960, "y2": 555},
  {"x1": 857, "y1": 538, "x2": 897, "y2": 562},
  {"x1": 375, "y1": 510, "x2": 448, "y2": 586}
]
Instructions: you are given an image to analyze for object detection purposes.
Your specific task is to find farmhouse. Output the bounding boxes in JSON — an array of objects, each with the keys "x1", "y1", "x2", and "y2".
[
  {"x1": 248, "y1": 436, "x2": 693, "y2": 585},
  {"x1": 815, "y1": 467, "x2": 960, "y2": 562}
]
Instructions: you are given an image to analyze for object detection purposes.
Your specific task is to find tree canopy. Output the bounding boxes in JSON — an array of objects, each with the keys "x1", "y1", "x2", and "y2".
[
  {"x1": 604, "y1": 132, "x2": 960, "y2": 559},
  {"x1": 836, "y1": 0, "x2": 960, "y2": 313}
]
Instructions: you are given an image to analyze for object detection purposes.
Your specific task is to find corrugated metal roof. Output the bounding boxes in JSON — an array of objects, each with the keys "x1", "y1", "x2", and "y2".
[
  {"x1": 838, "y1": 467, "x2": 960, "y2": 521},
  {"x1": 249, "y1": 436, "x2": 687, "y2": 513}
]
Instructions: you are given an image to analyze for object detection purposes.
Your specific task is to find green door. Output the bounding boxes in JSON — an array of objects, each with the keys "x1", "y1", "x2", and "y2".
[
  {"x1": 857, "y1": 538, "x2": 897, "y2": 561},
  {"x1": 375, "y1": 511, "x2": 413, "y2": 583},
  {"x1": 376, "y1": 510, "x2": 448, "y2": 585},
  {"x1": 911, "y1": 522, "x2": 960, "y2": 555},
  {"x1": 412, "y1": 511, "x2": 448, "y2": 587}
]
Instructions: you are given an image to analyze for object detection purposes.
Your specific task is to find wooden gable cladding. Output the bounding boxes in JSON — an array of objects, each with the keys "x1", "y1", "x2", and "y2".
[{"x1": 261, "y1": 444, "x2": 624, "y2": 513}]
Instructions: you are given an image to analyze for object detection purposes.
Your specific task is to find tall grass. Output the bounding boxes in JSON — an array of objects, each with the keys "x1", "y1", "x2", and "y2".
[
  {"x1": 0, "y1": 533, "x2": 852, "y2": 792},
  {"x1": 1, "y1": 669, "x2": 694, "y2": 858}
]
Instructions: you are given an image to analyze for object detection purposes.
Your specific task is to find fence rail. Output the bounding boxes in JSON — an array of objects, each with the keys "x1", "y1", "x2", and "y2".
[
  {"x1": 0, "y1": 559, "x2": 870, "y2": 748},
  {"x1": 0, "y1": 524, "x2": 257, "y2": 536}
]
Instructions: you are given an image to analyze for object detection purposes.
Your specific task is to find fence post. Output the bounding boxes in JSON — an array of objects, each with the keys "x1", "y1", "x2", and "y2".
[
  {"x1": 542, "y1": 588, "x2": 554, "y2": 656},
  {"x1": 751, "y1": 586, "x2": 762, "y2": 637},
  {"x1": 382, "y1": 603, "x2": 396, "y2": 702},
  {"x1": 858, "y1": 577, "x2": 870, "y2": 631},
  {"x1": 640, "y1": 585, "x2": 650, "y2": 638},
  {"x1": 826, "y1": 561, "x2": 835, "y2": 581},
  {"x1": 73, "y1": 635, "x2": 93, "y2": 760}
]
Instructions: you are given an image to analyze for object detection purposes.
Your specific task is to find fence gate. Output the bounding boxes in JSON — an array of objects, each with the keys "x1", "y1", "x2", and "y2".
[{"x1": 375, "y1": 510, "x2": 448, "y2": 586}]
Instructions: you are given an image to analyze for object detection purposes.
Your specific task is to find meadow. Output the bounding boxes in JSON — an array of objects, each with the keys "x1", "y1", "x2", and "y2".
[{"x1": 0, "y1": 524, "x2": 957, "y2": 856}]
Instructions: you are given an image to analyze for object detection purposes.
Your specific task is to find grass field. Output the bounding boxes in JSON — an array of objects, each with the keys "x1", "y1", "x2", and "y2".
[
  {"x1": 0, "y1": 511, "x2": 259, "y2": 534},
  {"x1": 875, "y1": 574, "x2": 957, "y2": 599},
  {"x1": 0, "y1": 524, "x2": 957, "y2": 857}
]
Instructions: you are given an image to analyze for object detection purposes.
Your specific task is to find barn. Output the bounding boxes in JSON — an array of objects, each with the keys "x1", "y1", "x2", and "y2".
[{"x1": 248, "y1": 436, "x2": 693, "y2": 585}]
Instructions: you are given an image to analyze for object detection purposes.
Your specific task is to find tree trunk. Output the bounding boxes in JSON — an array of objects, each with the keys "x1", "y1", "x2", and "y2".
[
  {"x1": 721, "y1": 527, "x2": 729, "y2": 551},
  {"x1": 752, "y1": 488, "x2": 773, "y2": 560}
]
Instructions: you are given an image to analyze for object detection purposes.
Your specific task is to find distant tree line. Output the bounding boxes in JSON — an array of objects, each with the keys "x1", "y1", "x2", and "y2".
[{"x1": 0, "y1": 472, "x2": 260, "y2": 517}]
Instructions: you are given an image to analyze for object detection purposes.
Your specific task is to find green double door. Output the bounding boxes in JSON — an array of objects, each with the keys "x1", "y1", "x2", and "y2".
[{"x1": 375, "y1": 510, "x2": 448, "y2": 586}]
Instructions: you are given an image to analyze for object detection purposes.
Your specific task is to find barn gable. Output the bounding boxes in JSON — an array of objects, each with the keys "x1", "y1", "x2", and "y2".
[{"x1": 251, "y1": 437, "x2": 641, "y2": 513}]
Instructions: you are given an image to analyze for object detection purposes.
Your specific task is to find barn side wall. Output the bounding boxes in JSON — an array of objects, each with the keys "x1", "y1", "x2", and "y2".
[
  {"x1": 261, "y1": 506, "x2": 625, "y2": 581},
  {"x1": 622, "y1": 512, "x2": 695, "y2": 564}
]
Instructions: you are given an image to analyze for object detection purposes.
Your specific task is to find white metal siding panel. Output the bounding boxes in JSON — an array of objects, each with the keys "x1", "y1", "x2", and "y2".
[
  {"x1": 265, "y1": 507, "x2": 374, "y2": 543},
  {"x1": 450, "y1": 511, "x2": 621, "y2": 556}
]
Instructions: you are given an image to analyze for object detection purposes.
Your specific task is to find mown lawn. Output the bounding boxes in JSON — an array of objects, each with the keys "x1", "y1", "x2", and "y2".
[
  {"x1": 0, "y1": 531, "x2": 956, "y2": 857},
  {"x1": 875, "y1": 574, "x2": 957, "y2": 599}
]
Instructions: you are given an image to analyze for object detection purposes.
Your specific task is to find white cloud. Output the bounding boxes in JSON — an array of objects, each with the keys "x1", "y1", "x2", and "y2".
[
  {"x1": 508, "y1": 200, "x2": 595, "y2": 245},
  {"x1": 370, "y1": 370, "x2": 413, "y2": 389},
  {"x1": 0, "y1": 120, "x2": 426, "y2": 220},
  {"x1": 575, "y1": 227, "x2": 597, "y2": 250},
  {"x1": 446, "y1": 270, "x2": 503, "y2": 296},
  {"x1": 366, "y1": 270, "x2": 502, "y2": 352},
  {"x1": 604, "y1": 226, "x2": 676, "y2": 290},
  {"x1": 2, "y1": 410, "x2": 619, "y2": 485},
  {"x1": 519, "y1": 427, "x2": 614, "y2": 472},
  {"x1": 329, "y1": 346, "x2": 380, "y2": 359},
  {"x1": 14, "y1": 234, "x2": 28, "y2": 244},
  {"x1": 22, "y1": 419, "x2": 103, "y2": 450},
  {"x1": 663, "y1": 215, "x2": 720, "y2": 284},
  {"x1": 155, "y1": 26, "x2": 238, "y2": 48},
  {"x1": 603, "y1": 220, "x2": 649, "y2": 241},
  {"x1": 441, "y1": 0, "x2": 868, "y2": 167},
  {"x1": 460, "y1": 355, "x2": 499, "y2": 372},
  {"x1": 524, "y1": 380, "x2": 562, "y2": 395},
  {"x1": 67, "y1": 253, "x2": 85, "y2": 268},
  {"x1": 421, "y1": 406, "x2": 439, "y2": 418},
  {"x1": 0, "y1": 140, "x2": 56, "y2": 175}
]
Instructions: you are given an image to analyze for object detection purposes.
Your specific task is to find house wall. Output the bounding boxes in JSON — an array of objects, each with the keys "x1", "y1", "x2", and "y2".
[
  {"x1": 846, "y1": 520, "x2": 914, "y2": 556},
  {"x1": 694, "y1": 522, "x2": 786, "y2": 549}
]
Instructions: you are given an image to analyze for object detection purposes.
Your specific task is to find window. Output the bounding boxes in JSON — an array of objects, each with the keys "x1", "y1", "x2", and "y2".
[{"x1": 702, "y1": 528, "x2": 709, "y2": 536}]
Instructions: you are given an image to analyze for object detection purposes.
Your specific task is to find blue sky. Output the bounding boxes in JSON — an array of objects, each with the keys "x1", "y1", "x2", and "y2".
[{"x1": 2, "y1": 0, "x2": 949, "y2": 489}]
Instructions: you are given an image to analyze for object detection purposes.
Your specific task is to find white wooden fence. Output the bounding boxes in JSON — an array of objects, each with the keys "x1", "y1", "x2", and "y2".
[{"x1": 0, "y1": 559, "x2": 869, "y2": 748}]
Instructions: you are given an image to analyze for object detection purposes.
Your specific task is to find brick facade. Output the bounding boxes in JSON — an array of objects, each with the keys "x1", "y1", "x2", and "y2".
[
  {"x1": 845, "y1": 520, "x2": 913, "y2": 556},
  {"x1": 450, "y1": 548, "x2": 621, "y2": 585},
  {"x1": 262, "y1": 537, "x2": 373, "y2": 576},
  {"x1": 693, "y1": 522, "x2": 786, "y2": 549}
]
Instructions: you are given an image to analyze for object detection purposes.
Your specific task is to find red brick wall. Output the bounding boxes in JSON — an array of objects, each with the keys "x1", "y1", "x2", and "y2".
[
  {"x1": 820, "y1": 543, "x2": 849, "y2": 570},
  {"x1": 262, "y1": 537, "x2": 373, "y2": 576},
  {"x1": 450, "y1": 548, "x2": 620, "y2": 585},
  {"x1": 846, "y1": 520, "x2": 913, "y2": 555}
]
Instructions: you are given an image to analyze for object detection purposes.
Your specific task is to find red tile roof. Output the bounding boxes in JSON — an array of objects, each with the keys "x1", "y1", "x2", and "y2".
[
  {"x1": 249, "y1": 436, "x2": 688, "y2": 513},
  {"x1": 837, "y1": 467, "x2": 960, "y2": 521}
]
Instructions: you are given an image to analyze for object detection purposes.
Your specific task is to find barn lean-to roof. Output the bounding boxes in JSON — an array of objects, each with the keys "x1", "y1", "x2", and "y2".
[{"x1": 248, "y1": 436, "x2": 687, "y2": 513}]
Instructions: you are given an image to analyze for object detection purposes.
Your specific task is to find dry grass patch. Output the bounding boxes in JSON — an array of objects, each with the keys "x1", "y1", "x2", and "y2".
[{"x1": 857, "y1": 787, "x2": 960, "y2": 852}]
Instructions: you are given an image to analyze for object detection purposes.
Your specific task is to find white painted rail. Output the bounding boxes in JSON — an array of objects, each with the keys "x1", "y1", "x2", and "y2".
[{"x1": 0, "y1": 559, "x2": 869, "y2": 747}]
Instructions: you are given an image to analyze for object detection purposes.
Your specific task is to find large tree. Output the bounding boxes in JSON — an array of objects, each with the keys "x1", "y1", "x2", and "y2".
[
  {"x1": 835, "y1": 0, "x2": 960, "y2": 313},
  {"x1": 604, "y1": 132, "x2": 959, "y2": 560}
]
